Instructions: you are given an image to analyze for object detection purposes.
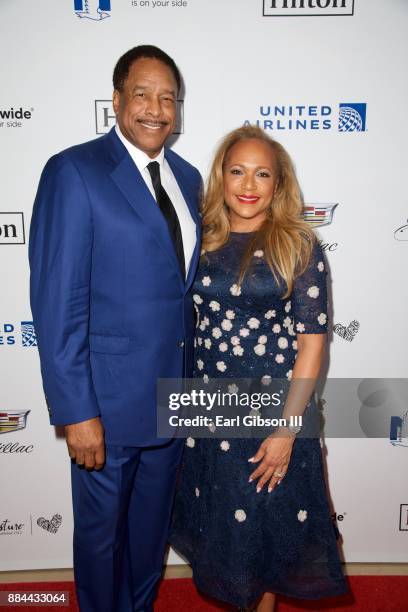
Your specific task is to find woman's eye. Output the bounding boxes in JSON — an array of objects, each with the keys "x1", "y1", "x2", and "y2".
[
  {"x1": 230, "y1": 169, "x2": 242, "y2": 175},
  {"x1": 258, "y1": 172, "x2": 270, "y2": 178}
]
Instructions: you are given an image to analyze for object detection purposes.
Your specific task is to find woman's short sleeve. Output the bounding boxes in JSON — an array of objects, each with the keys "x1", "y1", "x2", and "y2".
[{"x1": 291, "y1": 240, "x2": 328, "y2": 335}]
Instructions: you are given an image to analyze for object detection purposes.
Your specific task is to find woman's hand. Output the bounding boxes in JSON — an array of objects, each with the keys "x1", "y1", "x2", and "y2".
[{"x1": 248, "y1": 428, "x2": 295, "y2": 493}]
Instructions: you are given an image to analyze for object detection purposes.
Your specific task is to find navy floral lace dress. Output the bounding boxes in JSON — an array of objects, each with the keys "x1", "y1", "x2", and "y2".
[{"x1": 169, "y1": 232, "x2": 348, "y2": 608}]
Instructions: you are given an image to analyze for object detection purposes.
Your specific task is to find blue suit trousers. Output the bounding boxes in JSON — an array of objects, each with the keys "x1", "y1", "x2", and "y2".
[{"x1": 71, "y1": 439, "x2": 184, "y2": 612}]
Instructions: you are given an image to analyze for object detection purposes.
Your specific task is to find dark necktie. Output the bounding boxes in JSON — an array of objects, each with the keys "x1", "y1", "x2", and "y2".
[{"x1": 147, "y1": 161, "x2": 185, "y2": 279}]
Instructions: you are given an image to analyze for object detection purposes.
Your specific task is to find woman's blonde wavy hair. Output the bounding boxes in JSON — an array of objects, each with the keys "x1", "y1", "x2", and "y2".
[{"x1": 201, "y1": 125, "x2": 315, "y2": 297}]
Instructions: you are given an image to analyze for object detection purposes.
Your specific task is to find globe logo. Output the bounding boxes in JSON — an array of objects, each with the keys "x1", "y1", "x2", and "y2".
[{"x1": 338, "y1": 103, "x2": 367, "y2": 132}]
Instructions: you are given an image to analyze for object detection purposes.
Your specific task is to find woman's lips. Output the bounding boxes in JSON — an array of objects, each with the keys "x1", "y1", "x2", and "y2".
[{"x1": 236, "y1": 195, "x2": 260, "y2": 204}]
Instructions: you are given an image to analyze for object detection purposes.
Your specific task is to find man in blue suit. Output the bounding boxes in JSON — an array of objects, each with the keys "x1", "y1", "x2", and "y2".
[{"x1": 29, "y1": 46, "x2": 201, "y2": 611}]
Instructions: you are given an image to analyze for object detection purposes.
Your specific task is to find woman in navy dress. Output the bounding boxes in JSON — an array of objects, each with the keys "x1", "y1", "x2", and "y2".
[{"x1": 169, "y1": 126, "x2": 348, "y2": 611}]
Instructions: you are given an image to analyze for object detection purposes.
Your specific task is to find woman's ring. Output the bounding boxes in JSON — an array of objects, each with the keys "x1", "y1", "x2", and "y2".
[{"x1": 274, "y1": 471, "x2": 285, "y2": 478}]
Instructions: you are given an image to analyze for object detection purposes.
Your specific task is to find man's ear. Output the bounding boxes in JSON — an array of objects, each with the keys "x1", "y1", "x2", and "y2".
[{"x1": 112, "y1": 89, "x2": 120, "y2": 115}]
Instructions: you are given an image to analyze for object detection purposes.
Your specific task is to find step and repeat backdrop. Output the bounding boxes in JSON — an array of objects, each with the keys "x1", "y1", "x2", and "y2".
[{"x1": 0, "y1": 0, "x2": 407, "y2": 570}]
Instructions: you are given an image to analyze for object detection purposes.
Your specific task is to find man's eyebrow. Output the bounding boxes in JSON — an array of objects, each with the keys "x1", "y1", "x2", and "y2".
[{"x1": 131, "y1": 84, "x2": 176, "y2": 95}]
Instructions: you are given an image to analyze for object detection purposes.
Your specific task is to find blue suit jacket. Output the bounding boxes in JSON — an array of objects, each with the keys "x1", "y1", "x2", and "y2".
[{"x1": 29, "y1": 127, "x2": 202, "y2": 446}]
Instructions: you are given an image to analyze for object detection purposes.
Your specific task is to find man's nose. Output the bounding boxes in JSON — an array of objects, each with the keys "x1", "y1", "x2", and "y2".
[{"x1": 145, "y1": 95, "x2": 161, "y2": 117}]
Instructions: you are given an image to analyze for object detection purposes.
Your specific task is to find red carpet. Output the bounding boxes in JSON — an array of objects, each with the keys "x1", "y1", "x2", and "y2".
[{"x1": 0, "y1": 576, "x2": 407, "y2": 611}]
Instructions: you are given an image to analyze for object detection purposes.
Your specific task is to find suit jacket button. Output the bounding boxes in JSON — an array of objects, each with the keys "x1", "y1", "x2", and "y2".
[{"x1": 178, "y1": 341, "x2": 185, "y2": 348}]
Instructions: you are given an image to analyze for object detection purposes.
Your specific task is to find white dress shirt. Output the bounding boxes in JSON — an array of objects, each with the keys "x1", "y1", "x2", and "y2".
[{"x1": 115, "y1": 125, "x2": 196, "y2": 279}]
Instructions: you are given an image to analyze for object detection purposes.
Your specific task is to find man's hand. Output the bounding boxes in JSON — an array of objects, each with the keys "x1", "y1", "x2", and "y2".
[{"x1": 65, "y1": 417, "x2": 105, "y2": 470}]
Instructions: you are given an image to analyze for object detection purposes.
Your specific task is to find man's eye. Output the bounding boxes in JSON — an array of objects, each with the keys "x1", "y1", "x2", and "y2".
[{"x1": 135, "y1": 92, "x2": 145, "y2": 97}]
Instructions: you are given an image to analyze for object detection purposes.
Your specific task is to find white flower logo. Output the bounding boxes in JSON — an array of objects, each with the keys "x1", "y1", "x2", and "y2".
[
  {"x1": 216, "y1": 361, "x2": 227, "y2": 372},
  {"x1": 195, "y1": 487, "x2": 200, "y2": 497},
  {"x1": 248, "y1": 317, "x2": 260, "y2": 329},
  {"x1": 318, "y1": 313, "x2": 327, "y2": 325},
  {"x1": 275, "y1": 354, "x2": 285, "y2": 363},
  {"x1": 202, "y1": 276, "x2": 211, "y2": 286},
  {"x1": 278, "y1": 337, "x2": 288, "y2": 349},
  {"x1": 292, "y1": 340, "x2": 298, "y2": 350},
  {"x1": 297, "y1": 509, "x2": 308, "y2": 522},
  {"x1": 203, "y1": 316, "x2": 210, "y2": 327},
  {"x1": 209, "y1": 300, "x2": 220, "y2": 312},
  {"x1": 197, "y1": 337, "x2": 203, "y2": 346},
  {"x1": 317, "y1": 261, "x2": 325, "y2": 272},
  {"x1": 186, "y1": 437, "x2": 195, "y2": 448},
  {"x1": 265, "y1": 310, "x2": 276, "y2": 319},
  {"x1": 239, "y1": 328, "x2": 250, "y2": 337},
  {"x1": 258, "y1": 335, "x2": 267, "y2": 344},
  {"x1": 231, "y1": 335, "x2": 240, "y2": 346},
  {"x1": 233, "y1": 345, "x2": 244, "y2": 356},
  {"x1": 193, "y1": 294, "x2": 203, "y2": 305},
  {"x1": 284, "y1": 301, "x2": 291, "y2": 313},
  {"x1": 272, "y1": 323, "x2": 281, "y2": 334},
  {"x1": 220, "y1": 440, "x2": 230, "y2": 451},
  {"x1": 296, "y1": 322, "x2": 305, "y2": 333},
  {"x1": 199, "y1": 322, "x2": 206, "y2": 331},
  {"x1": 228, "y1": 383, "x2": 239, "y2": 393},
  {"x1": 221, "y1": 319, "x2": 233, "y2": 331},
  {"x1": 203, "y1": 374, "x2": 209, "y2": 384},
  {"x1": 212, "y1": 327, "x2": 222, "y2": 339},
  {"x1": 307, "y1": 286, "x2": 320, "y2": 299},
  {"x1": 219, "y1": 342, "x2": 228, "y2": 352},
  {"x1": 230, "y1": 284, "x2": 242, "y2": 296},
  {"x1": 234, "y1": 509, "x2": 247, "y2": 522},
  {"x1": 204, "y1": 338, "x2": 212, "y2": 349},
  {"x1": 261, "y1": 375, "x2": 272, "y2": 386},
  {"x1": 286, "y1": 369, "x2": 293, "y2": 380},
  {"x1": 254, "y1": 250, "x2": 264, "y2": 258},
  {"x1": 226, "y1": 310, "x2": 236, "y2": 320},
  {"x1": 197, "y1": 359, "x2": 204, "y2": 370},
  {"x1": 254, "y1": 344, "x2": 266, "y2": 356}
]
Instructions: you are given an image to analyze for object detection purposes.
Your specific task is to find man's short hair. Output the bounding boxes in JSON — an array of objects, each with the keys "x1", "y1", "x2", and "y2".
[{"x1": 113, "y1": 45, "x2": 181, "y2": 93}]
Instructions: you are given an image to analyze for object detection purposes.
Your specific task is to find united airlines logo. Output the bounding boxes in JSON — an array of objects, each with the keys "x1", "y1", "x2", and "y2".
[
  {"x1": 1, "y1": 322, "x2": 37, "y2": 347},
  {"x1": 303, "y1": 204, "x2": 337, "y2": 227},
  {"x1": 338, "y1": 103, "x2": 367, "y2": 132},
  {"x1": 0, "y1": 411, "x2": 30, "y2": 434},
  {"x1": 245, "y1": 102, "x2": 367, "y2": 132},
  {"x1": 21, "y1": 322, "x2": 37, "y2": 347},
  {"x1": 74, "y1": 0, "x2": 111, "y2": 21},
  {"x1": 390, "y1": 411, "x2": 408, "y2": 447}
]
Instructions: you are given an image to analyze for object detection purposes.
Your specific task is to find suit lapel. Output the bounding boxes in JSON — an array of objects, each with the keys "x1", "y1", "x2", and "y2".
[
  {"x1": 105, "y1": 128, "x2": 201, "y2": 293},
  {"x1": 109, "y1": 146, "x2": 184, "y2": 287}
]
